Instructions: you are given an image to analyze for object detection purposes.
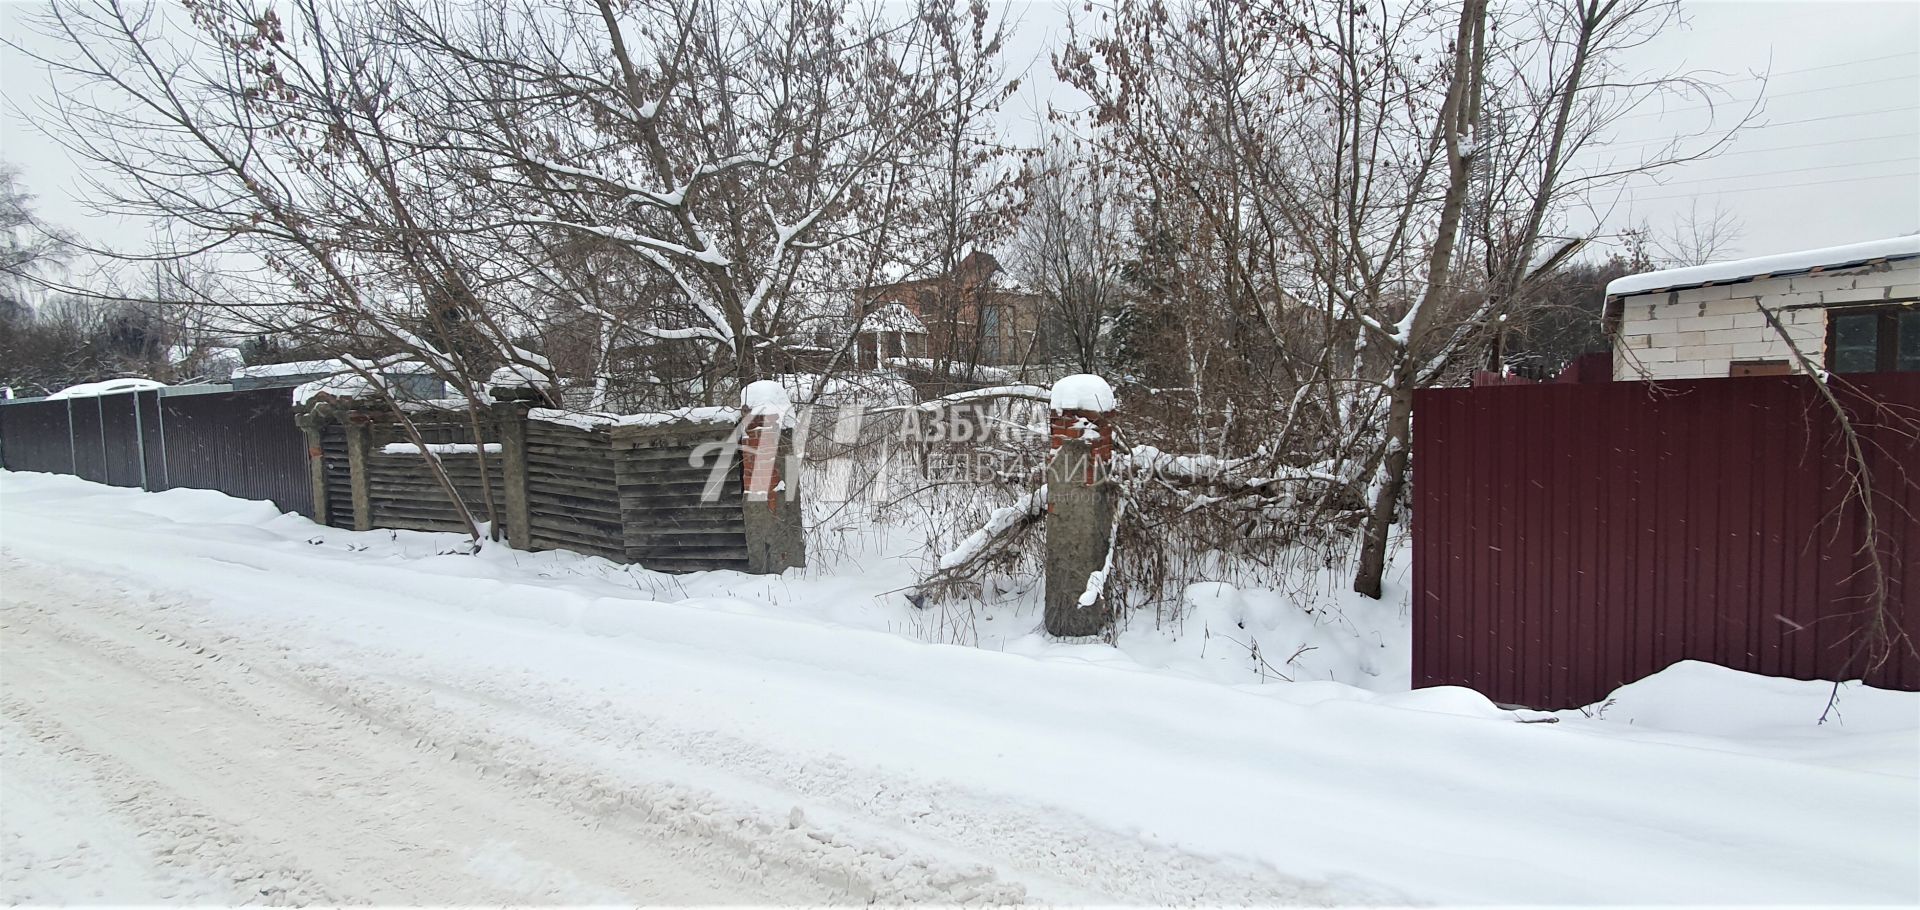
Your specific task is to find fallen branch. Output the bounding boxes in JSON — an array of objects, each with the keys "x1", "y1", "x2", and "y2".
[{"x1": 908, "y1": 486, "x2": 1048, "y2": 607}]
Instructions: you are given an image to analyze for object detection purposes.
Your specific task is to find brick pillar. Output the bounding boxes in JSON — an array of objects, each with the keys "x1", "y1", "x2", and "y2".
[
  {"x1": 1044, "y1": 375, "x2": 1117, "y2": 638},
  {"x1": 740, "y1": 380, "x2": 804, "y2": 574}
]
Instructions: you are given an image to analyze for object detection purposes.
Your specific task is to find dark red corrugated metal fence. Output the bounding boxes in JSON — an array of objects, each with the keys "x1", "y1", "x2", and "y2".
[
  {"x1": 0, "y1": 387, "x2": 312, "y2": 517},
  {"x1": 1413, "y1": 373, "x2": 1920, "y2": 709}
]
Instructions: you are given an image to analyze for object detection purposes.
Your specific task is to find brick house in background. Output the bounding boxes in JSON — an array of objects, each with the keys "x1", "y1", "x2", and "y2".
[
  {"x1": 861, "y1": 251, "x2": 1044, "y2": 370},
  {"x1": 850, "y1": 302, "x2": 928, "y2": 370},
  {"x1": 1605, "y1": 235, "x2": 1920, "y2": 380}
]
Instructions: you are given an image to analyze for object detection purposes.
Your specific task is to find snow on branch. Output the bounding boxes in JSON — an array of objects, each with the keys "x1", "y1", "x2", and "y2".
[
  {"x1": 1077, "y1": 498, "x2": 1126, "y2": 608},
  {"x1": 873, "y1": 385, "x2": 1051, "y2": 417},
  {"x1": 531, "y1": 159, "x2": 687, "y2": 208},
  {"x1": 910, "y1": 487, "x2": 1048, "y2": 606},
  {"x1": 530, "y1": 218, "x2": 731, "y2": 267}
]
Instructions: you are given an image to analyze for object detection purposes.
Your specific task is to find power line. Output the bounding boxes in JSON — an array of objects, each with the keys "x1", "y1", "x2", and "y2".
[
  {"x1": 1696, "y1": 105, "x2": 1915, "y2": 129},
  {"x1": 1713, "y1": 50, "x2": 1920, "y2": 87},
  {"x1": 1609, "y1": 73, "x2": 1919, "y2": 122},
  {"x1": 1597, "y1": 105, "x2": 1920, "y2": 151},
  {"x1": 1615, "y1": 171, "x2": 1918, "y2": 204},
  {"x1": 1495, "y1": 54, "x2": 1920, "y2": 122},
  {"x1": 1691, "y1": 132, "x2": 1919, "y2": 159},
  {"x1": 1597, "y1": 156, "x2": 1919, "y2": 188}
]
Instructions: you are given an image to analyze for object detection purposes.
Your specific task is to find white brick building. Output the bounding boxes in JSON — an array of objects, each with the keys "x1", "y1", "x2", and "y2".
[{"x1": 1605, "y1": 235, "x2": 1920, "y2": 381}]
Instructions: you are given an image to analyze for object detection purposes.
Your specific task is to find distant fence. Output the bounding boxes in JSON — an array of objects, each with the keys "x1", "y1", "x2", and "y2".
[
  {"x1": 0, "y1": 387, "x2": 312, "y2": 516},
  {"x1": 1413, "y1": 373, "x2": 1920, "y2": 709},
  {"x1": 301, "y1": 399, "x2": 802, "y2": 574}
]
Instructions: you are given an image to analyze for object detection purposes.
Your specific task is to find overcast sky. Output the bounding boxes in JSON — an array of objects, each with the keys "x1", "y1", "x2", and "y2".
[{"x1": 2, "y1": 0, "x2": 1916, "y2": 266}]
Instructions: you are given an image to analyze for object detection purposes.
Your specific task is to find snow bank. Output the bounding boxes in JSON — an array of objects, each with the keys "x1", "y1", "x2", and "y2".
[
  {"x1": 45, "y1": 378, "x2": 167, "y2": 400},
  {"x1": 1577, "y1": 660, "x2": 1918, "y2": 736},
  {"x1": 1545, "y1": 660, "x2": 1920, "y2": 777},
  {"x1": 1607, "y1": 234, "x2": 1920, "y2": 296},
  {"x1": 3, "y1": 469, "x2": 1914, "y2": 906},
  {"x1": 1108, "y1": 578, "x2": 1416, "y2": 692},
  {"x1": 1049, "y1": 374, "x2": 1115, "y2": 412}
]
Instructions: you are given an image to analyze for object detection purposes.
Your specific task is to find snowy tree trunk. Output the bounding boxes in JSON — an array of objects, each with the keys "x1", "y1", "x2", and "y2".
[
  {"x1": 1352, "y1": 0, "x2": 1485, "y2": 600},
  {"x1": 1352, "y1": 383, "x2": 1411, "y2": 599}
]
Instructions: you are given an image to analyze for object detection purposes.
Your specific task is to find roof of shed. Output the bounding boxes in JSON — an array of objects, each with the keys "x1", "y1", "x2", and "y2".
[{"x1": 1605, "y1": 234, "x2": 1920, "y2": 298}]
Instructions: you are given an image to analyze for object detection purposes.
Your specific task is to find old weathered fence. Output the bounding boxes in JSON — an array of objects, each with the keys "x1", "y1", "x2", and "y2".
[
  {"x1": 0, "y1": 386, "x2": 312, "y2": 516},
  {"x1": 299, "y1": 395, "x2": 803, "y2": 574},
  {"x1": 1413, "y1": 372, "x2": 1920, "y2": 709}
]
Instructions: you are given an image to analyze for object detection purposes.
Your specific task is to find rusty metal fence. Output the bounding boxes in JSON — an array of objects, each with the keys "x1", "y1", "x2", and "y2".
[
  {"x1": 1413, "y1": 373, "x2": 1920, "y2": 709},
  {"x1": 0, "y1": 386, "x2": 312, "y2": 517}
]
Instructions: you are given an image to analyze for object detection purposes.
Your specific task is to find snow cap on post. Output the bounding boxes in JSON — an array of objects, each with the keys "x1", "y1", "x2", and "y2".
[
  {"x1": 1049, "y1": 374, "x2": 1115, "y2": 413},
  {"x1": 740, "y1": 380, "x2": 789, "y2": 509},
  {"x1": 1048, "y1": 374, "x2": 1116, "y2": 487},
  {"x1": 742, "y1": 379, "x2": 792, "y2": 419}
]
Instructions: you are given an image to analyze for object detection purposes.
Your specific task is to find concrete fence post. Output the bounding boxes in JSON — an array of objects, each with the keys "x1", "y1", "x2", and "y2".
[
  {"x1": 295, "y1": 408, "x2": 330, "y2": 526},
  {"x1": 1045, "y1": 374, "x2": 1117, "y2": 638},
  {"x1": 740, "y1": 380, "x2": 805, "y2": 574},
  {"x1": 342, "y1": 410, "x2": 374, "y2": 532},
  {"x1": 490, "y1": 396, "x2": 533, "y2": 550}
]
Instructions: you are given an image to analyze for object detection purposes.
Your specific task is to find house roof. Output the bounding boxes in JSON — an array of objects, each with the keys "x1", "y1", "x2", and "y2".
[
  {"x1": 1605, "y1": 234, "x2": 1920, "y2": 298},
  {"x1": 867, "y1": 251, "x2": 1024, "y2": 297},
  {"x1": 861, "y1": 302, "x2": 928, "y2": 334},
  {"x1": 231, "y1": 358, "x2": 436, "y2": 380}
]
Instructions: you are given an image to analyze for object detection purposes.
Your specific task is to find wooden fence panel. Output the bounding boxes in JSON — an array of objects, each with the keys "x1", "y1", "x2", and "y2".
[
  {"x1": 612, "y1": 426, "x2": 750, "y2": 573},
  {"x1": 522, "y1": 421, "x2": 623, "y2": 561},
  {"x1": 305, "y1": 405, "x2": 786, "y2": 574},
  {"x1": 320, "y1": 424, "x2": 353, "y2": 528}
]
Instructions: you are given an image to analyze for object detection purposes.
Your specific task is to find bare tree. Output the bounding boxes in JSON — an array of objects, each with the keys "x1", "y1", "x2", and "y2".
[
  {"x1": 1651, "y1": 198, "x2": 1745, "y2": 266},
  {"x1": 17, "y1": 0, "x2": 1020, "y2": 538},
  {"x1": 1013, "y1": 149, "x2": 1128, "y2": 374},
  {"x1": 1054, "y1": 0, "x2": 1753, "y2": 604}
]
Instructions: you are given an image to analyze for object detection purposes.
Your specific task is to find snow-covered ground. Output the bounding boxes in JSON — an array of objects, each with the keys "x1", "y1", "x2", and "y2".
[{"x1": 2, "y1": 470, "x2": 1915, "y2": 905}]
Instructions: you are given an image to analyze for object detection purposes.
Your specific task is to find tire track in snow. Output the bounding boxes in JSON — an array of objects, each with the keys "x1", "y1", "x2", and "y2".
[
  {"x1": 0, "y1": 560, "x2": 835, "y2": 905},
  {"x1": 3, "y1": 551, "x2": 1363, "y2": 906}
]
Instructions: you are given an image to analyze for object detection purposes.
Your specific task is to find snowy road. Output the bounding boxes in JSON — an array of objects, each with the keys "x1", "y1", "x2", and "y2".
[
  {"x1": 2, "y1": 565, "x2": 804, "y2": 904},
  {"x1": 2, "y1": 472, "x2": 1917, "y2": 905}
]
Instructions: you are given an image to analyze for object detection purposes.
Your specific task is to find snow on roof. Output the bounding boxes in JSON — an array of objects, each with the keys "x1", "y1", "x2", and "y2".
[
  {"x1": 233, "y1": 358, "x2": 436, "y2": 380},
  {"x1": 862, "y1": 302, "x2": 927, "y2": 334},
  {"x1": 528, "y1": 406, "x2": 741, "y2": 432},
  {"x1": 45, "y1": 378, "x2": 168, "y2": 400},
  {"x1": 488, "y1": 362, "x2": 552, "y2": 390},
  {"x1": 1606, "y1": 234, "x2": 1920, "y2": 297},
  {"x1": 291, "y1": 372, "x2": 378, "y2": 405}
]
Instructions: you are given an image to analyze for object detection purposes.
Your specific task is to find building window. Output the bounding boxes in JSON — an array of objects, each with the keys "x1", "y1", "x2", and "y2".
[
  {"x1": 981, "y1": 306, "x2": 1003, "y2": 363},
  {"x1": 1827, "y1": 303, "x2": 1920, "y2": 373}
]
